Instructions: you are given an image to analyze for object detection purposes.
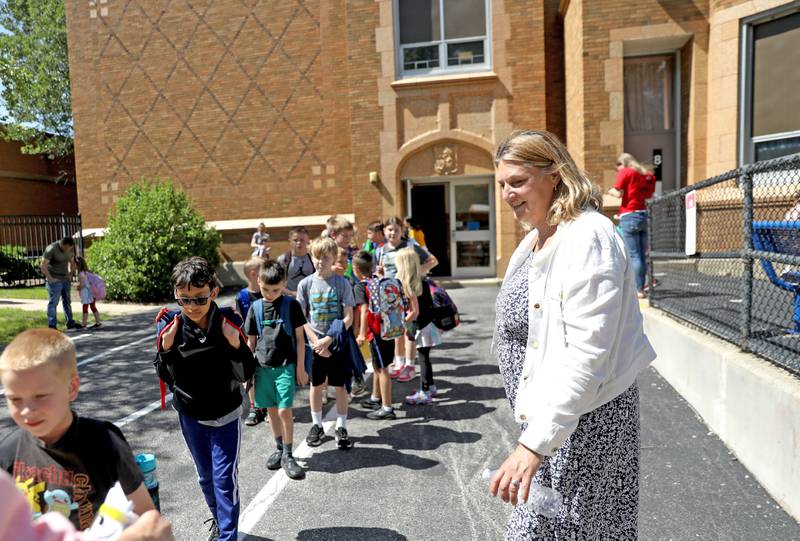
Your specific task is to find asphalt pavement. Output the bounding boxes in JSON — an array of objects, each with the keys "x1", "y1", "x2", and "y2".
[{"x1": 1, "y1": 286, "x2": 799, "y2": 540}]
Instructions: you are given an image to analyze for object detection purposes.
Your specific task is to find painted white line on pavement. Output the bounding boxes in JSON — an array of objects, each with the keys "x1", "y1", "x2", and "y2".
[
  {"x1": 76, "y1": 335, "x2": 152, "y2": 368},
  {"x1": 0, "y1": 334, "x2": 153, "y2": 397},
  {"x1": 237, "y1": 406, "x2": 338, "y2": 538},
  {"x1": 115, "y1": 393, "x2": 173, "y2": 429}
]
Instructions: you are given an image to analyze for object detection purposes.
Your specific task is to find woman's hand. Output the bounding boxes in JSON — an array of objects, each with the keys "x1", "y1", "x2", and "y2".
[{"x1": 489, "y1": 443, "x2": 544, "y2": 506}]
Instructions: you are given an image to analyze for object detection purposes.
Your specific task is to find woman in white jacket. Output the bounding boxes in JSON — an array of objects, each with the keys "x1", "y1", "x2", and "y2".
[{"x1": 489, "y1": 130, "x2": 656, "y2": 540}]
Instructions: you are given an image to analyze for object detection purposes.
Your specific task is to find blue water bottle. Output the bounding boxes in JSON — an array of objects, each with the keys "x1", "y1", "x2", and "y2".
[{"x1": 135, "y1": 453, "x2": 160, "y2": 512}]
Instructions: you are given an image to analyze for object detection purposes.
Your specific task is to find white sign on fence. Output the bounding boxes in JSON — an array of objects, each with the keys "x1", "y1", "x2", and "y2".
[{"x1": 685, "y1": 190, "x2": 697, "y2": 256}]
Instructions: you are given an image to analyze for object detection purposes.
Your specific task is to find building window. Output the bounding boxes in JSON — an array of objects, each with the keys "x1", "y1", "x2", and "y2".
[
  {"x1": 741, "y1": 6, "x2": 800, "y2": 164},
  {"x1": 395, "y1": 0, "x2": 491, "y2": 77}
]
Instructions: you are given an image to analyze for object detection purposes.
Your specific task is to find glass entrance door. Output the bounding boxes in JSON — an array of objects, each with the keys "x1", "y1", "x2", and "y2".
[{"x1": 450, "y1": 180, "x2": 495, "y2": 277}]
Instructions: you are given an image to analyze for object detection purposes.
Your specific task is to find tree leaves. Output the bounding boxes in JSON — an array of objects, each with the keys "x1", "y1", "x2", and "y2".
[
  {"x1": 86, "y1": 178, "x2": 222, "y2": 302},
  {"x1": 0, "y1": 0, "x2": 73, "y2": 158}
]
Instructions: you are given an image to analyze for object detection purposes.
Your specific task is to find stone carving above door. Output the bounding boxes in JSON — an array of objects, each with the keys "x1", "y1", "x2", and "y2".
[{"x1": 434, "y1": 146, "x2": 458, "y2": 175}]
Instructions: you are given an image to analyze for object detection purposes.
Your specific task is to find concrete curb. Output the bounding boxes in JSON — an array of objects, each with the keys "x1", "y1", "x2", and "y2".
[{"x1": 642, "y1": 306, "x2": 800, "y2": 522}]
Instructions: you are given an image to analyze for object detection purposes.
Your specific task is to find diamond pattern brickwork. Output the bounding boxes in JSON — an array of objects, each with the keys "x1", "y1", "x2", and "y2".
[{"x1": 77, "y1": 0, "x2": 329, "y2": 223}]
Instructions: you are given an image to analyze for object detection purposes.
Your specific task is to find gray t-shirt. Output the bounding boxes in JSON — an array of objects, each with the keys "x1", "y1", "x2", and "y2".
[
  {"x1": 277, "y1": 252, "x2": 315, "y2": 293},
  {"x1": 42, "y1": 241, "x2": 73, "y2": 281},
  {"x1": 296, "y1": 273, "x2": 355, "y2": 338},
  {"x1": 379, "y1": 240, "x2": 430, "y2": 279}
]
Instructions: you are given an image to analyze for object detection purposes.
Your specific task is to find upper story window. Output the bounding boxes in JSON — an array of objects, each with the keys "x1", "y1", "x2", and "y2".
[
  {"x1": 740, "y1": 6, "x2": 800, "y2": 164},
  {"x1": 396, "y1": 0, "x2": 491, "y2": 77}
]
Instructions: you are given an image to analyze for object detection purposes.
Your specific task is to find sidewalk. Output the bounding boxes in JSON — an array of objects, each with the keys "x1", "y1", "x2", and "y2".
[{"x1": 0, "y1": 296, "x2": 159, "y2": 316}]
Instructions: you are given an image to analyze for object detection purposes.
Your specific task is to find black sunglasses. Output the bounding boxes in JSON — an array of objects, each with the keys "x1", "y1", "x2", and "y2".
[{"x1": 176, "y1": 296, "x2": 210, "y2": 306}]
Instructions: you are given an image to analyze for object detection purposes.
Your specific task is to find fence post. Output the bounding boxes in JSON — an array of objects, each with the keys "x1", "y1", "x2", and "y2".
[
  {"x1": 60, "y1": 212, "x2": 67, "y2": 241},
  {"x1": 740, "y1": 169, "x2": 753, "y2": 350}
]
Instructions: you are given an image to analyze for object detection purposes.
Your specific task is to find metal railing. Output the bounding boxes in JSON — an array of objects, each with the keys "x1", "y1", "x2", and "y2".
[
  {"x1": 0, "y1": 214, "x2": 83, "y2": 288},
  {"x1": 647, "y1": 153, "x2": 800, "y2": 376}
]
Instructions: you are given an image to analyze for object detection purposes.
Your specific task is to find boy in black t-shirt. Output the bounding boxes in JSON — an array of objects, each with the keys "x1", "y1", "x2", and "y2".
[
  {"x1": 0, "y1": 328, "x2": 153, "y2": 531},
  {"x1": 244, "y1": 260, "x2": 308, "y2": 480}
]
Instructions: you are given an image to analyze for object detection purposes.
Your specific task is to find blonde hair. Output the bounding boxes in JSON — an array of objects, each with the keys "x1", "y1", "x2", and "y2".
[
  {"x1": 495, "y1": 130, "x2": 602, "y2": 226},
  {"x1": 310, "y1": 236, "x2": 338, "y2": 260},
  {"x1": 329, "y1": 216, "x2": 354, "y2": 236},
  {"x1": 244, "y1": 256, "x2": 264, "y2": 274},
  {"x1": 616, "y1": 152, "x2": 649, "y2": 175},
  {"x1": 395, "y1": 248, "x2": 422, "y2": 297},
  {"x1": 0, "y1": 328, "x2": 77, "y2": 381}
]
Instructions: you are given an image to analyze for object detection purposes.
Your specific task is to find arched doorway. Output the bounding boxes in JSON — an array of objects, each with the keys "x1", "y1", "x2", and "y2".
[{"x1": 399, "y1": 141, "x2": 496, "y2": 278}]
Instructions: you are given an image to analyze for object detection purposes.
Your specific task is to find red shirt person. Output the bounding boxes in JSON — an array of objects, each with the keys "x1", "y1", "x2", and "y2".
[{"x1": 608, "y1": 153, "x2": 655, "y2": 295}]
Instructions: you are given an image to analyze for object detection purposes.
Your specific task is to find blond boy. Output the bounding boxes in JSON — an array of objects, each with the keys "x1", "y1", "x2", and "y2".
[
  {"x1": 236, "y1": 257, "x2": 266, "y2": 427},
  {"x1": 0, "y1": 329, "x2": 154, "y2": 531},
  {"x1": 296, "y1": 237, "x2": 355, "y2": 449}
]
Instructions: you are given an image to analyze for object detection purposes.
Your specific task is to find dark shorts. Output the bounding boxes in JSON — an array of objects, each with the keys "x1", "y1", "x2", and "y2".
[
  {"x1": 369, "y1": 335, "x2": 394, "y2": 370},
  {"x1": 311, "y1": 351, "x2": 348, "y2": 387}
]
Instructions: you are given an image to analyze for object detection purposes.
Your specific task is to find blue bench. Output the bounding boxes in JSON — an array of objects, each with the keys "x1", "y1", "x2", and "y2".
[{"x1": 752, "y1": 221, "x2": 800, "y2": 333}]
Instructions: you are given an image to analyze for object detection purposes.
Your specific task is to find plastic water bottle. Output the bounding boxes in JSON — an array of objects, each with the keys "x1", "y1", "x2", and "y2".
[
  {"x1": 87, "y1": 482, "x2": 138, "y2": 540},
  {"x1": 482, "y1": 468, "x2": 563, "y2": 518},
  {"x1": 135, "y1": 453, "x2": 161, "y2": 512}
]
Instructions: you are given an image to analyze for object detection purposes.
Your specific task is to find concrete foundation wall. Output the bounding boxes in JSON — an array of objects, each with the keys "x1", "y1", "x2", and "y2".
[{"x1": 642, "y1": 307, "x2": 800, "y2": 522}]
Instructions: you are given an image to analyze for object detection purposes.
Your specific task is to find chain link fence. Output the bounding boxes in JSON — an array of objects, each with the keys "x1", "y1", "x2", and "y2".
[
  {"x1": 0, "y1": 214, "x2": 83, "y2": 288},
  {"x1": 647, "y1": 153, "x2": 800, "y2": 376}
]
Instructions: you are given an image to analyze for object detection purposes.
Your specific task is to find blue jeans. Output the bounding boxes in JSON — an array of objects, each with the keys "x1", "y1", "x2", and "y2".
[
  {"x1": 45, "y1": 280, "x2": 74, "y2": 328},
  {"x1": 179, "y1": 414, "x2": 241, "y2": 541},
  {"x1": 619, "y1": 212, "x2": 648, "y2": 291}
]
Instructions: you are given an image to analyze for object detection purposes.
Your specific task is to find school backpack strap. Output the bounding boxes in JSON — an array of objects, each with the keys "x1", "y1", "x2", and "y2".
[
  {"x1": 154, "y1": 308, "x2": 181, "y2": 409},
  {"x1": 252, "y1": 299, "x2": 264, "y2": 338},
  {"x1": 278, "y1": 295, "x2": 295, "y2": 349},
  {"x1": 219, "y1": 306, "x2": 256, "y2": 382}
]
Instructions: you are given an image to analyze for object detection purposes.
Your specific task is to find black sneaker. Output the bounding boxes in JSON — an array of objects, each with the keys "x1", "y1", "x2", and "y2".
[
  {"x1": 204, "y1": 517, "x2": 219, "y2": 541},
  {"x1": 67, "y1": 322, "x2": 83, "y2": 331},
  {"x1": 245, "y1": 408, "x2": 266, "y2": 426},
  {"x1": 282, "y1": 454, "x2": 306, "y2": 480},
  {"x1": 266, "y1": 448, "x2": 282, "y2": 470},
  {"x1": 359, "y1": 397, "x2": 380, "y2": 410},
  {"x1": 335, "y1": 427, "x2": 352, "y2": 450},
  {"x1": 305, "y1": 424, "x2": 324, "y2": 447},
  {"x1": 366, "y1": 407, "x2": 396, "y2": 420}
]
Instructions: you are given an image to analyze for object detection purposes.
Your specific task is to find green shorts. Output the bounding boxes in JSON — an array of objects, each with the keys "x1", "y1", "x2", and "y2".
[{"x1": 253, "y1": 364, "x2": 296, "y2": 409}]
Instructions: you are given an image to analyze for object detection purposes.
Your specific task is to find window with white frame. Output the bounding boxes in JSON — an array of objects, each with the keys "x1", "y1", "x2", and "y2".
[
  {"x1": 741, "y1": 6, "x2": 800, "y2": 164},
  {"x1": 396, "y1": 0, "x2": 491, "y2": 76}
]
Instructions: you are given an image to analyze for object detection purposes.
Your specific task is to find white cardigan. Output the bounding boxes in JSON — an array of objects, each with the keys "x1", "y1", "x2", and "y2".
[{"x1": 499, "y1": 210, "x2": 656, "y2": 456}]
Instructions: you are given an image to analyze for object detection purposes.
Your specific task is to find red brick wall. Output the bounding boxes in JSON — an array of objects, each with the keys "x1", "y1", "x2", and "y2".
[
  {"x1": 0, "y1": 178, "x2": 78, "y2": 215},
  {"x1": 0, "y1": 139, "x2": 77, "y2": 215},
  {"x1": 65, "y1": 0, "x2": 373, "y2": 230}
]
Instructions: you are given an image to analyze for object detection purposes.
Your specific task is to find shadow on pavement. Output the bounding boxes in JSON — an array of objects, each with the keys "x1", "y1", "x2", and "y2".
[
  {"x1": 296, "y1": 527, "x2": 408, "y2": 540},
  {"x1": 435, "y1": 341, "x2": 473, "y2": 350},
  {"x1": 307, "y1": 446, "x2": 438, "y2": 473},
  {"x1": 356, "y1": 420, "x2": 481, "y2": 450},
  {"x1": 240, "y1": 534, "x2": 276, "y2": 541},
  {"x1": 433, "y1": 363, "x2": 499, "y2": 377}
]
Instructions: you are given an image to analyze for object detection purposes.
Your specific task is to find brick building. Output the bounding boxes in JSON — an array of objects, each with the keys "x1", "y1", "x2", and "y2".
[
  {"x1": 0, "y1": 137, "x2": 77, "y2": 216},
  {"x1": 64, "y1": 0, "x2": 799, "y2": 277}
]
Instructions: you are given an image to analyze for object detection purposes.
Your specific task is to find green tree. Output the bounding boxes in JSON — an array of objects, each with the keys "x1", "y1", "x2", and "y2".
[
  {"x1": 87, "y1": 180, "x2": 222, "y2": 302},
  {"x1": 0, "y1": 0, "x2": 73, "y2": 158}
]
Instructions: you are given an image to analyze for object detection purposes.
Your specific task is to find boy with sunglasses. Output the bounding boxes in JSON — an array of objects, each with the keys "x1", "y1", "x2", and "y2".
[{"x1": 154, "y1": 257, "x2": 255, "y2": 541}]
